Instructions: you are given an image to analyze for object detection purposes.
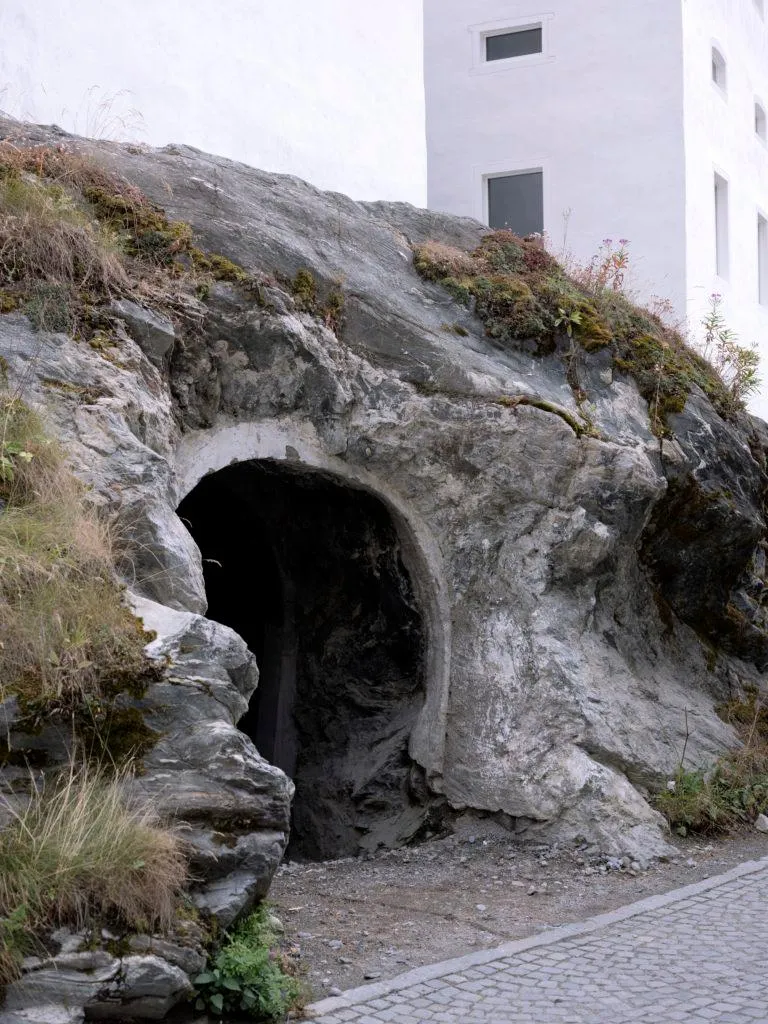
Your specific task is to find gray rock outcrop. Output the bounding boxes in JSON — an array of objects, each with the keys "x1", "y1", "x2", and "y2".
[{"x1": 2, "y1": 120, "x2": 768, "y2": 964}]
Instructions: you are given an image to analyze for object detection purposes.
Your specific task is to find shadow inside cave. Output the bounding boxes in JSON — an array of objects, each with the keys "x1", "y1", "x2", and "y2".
[{"x1": 177, "y1": 460, "x2": 431, "y2": 860}]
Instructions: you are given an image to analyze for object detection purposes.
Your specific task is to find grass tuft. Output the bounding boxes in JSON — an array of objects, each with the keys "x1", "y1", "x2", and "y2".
[
  {"x1": 0, "y1": 171, "x2": 127, "y2": 305},
  {"x1": 0, "y1": 761, "x2": 187, "y2": 984}
]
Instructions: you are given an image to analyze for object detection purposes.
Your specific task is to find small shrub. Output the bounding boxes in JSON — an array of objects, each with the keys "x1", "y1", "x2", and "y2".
[
  {"x1": 699, "y1": 293, "x2": 761, "y2": 413},
  {"x1": 23, "y1": 282, "x2": 77, "y2": 334},
  {"x1": 194, "y1": 906, "x2": 302, "y2": 1020},
  {"x1": 291, "y1": 268, "x2": 317, "y2": 311},
  {"x1": 0, "y1": 761, "x2": 187, "y2": 985}
]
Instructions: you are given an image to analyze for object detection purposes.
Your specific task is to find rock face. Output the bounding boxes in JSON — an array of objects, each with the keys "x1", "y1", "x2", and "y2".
[
  {"x1": 2, "y1": 941, "x2": 200, "y2": 1022},
  {"x1": 2, "y1": 118, "x2": 768, "y2": 899}
]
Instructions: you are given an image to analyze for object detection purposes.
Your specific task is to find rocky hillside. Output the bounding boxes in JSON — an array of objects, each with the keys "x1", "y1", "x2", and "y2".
[{"x1": 1, "y1": 118, "x2": 767, "y2": 1020}]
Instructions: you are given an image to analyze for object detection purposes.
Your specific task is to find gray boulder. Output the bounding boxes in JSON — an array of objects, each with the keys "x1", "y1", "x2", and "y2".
[{"x1": 2, "y1": 115, "x2": 767, "y2": 876}]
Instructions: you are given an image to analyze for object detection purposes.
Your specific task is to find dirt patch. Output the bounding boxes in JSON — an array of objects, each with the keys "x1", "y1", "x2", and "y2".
[{"x1": 269, "y1": 821, "x2": 768, "y2": 1000}]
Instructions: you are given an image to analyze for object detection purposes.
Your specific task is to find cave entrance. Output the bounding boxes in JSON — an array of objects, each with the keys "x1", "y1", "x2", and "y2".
[{"x1": 177, "y1": 460, "x2": 429, "y2": 860}]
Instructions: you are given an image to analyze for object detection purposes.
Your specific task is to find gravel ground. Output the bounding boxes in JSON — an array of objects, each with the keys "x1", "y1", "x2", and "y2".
[{"x1": 268, "y1": 820, "x2": 768, "y2": 1002}]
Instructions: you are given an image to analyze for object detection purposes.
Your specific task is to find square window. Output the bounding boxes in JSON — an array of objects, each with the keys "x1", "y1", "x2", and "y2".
[
  {"x1": 485, "y1": 26, "x2": 543, "y2": 62},
  {"x1": 487, "y1": 171, "x2": 544, "y2": 235}
]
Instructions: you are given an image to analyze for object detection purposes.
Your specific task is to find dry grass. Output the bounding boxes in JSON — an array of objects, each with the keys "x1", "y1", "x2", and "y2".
[
  {"x1": 0, "y1": 172, "x2": 128, "y2": 296},
  {"x1": 0, "y1": 761, "x2": 187, "y2": 983},
  {"x1": 0, "y1": 390, "x2": 157, "y2": 706}
]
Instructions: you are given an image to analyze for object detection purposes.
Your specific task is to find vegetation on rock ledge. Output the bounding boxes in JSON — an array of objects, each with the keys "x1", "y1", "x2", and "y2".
[
  {"x1": 0, "y1": 386, "x2": 160, "y2": 713},
  {"x1": 414, "y1": 232, "x2": 748, "y2": 433},
  {"x1": 0, "y1": 140, "x2": 251, "y2": 340},
  {"x1": 193, "y1": 905, "x2": 303, "y2": 1020}
]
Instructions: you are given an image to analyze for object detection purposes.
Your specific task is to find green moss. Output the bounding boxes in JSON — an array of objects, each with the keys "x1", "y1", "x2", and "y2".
[
  {"x1": 291, "y1": 268, "x2": 317, "y2": 311},
  {"x1": 83, "y1": 186, "x2": 193, "y2": 268},
  {"x1": 573, "y1": 300, "x2": 612, "y2": 351},
  {"x1": 77, "y1": 704, "x2": 160, "y2": 768},
  {"x1": 323, "y1": 286, "x2": 345, "y2": 334},
  {"x1": 0, "y1": 290, "x2": 21, "y2": 314},
  {"x1": 190, "y1": 248, "x2": 248, "y2": 283}
]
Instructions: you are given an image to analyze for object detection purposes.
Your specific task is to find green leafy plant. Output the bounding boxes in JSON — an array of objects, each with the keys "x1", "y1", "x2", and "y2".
[
  {"x1": 553, "y1": 306, "x2": 583, "y2": 338},
  {"x1": 193, "y1": 907, "x2": 302, "y2": 1020}
]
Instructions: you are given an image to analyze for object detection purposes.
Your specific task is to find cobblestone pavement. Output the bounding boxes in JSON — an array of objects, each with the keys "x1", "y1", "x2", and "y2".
[{"x1": 303, "y1": 857, "x2": 768, "y2": 1024}]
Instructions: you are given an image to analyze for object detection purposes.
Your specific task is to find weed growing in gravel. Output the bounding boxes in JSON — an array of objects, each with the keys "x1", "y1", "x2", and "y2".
[
  {"x1": 655, "y1": 690, "x2": 768, "y2": 835},
  {"x1": 193, "y1": 906, "x2": 303, "y2": 1020}
]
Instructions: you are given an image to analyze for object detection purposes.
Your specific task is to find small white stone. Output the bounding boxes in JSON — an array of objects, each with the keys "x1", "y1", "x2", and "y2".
[{"x1": 755, "y1": 813, "x2": 768, "y2": 833}]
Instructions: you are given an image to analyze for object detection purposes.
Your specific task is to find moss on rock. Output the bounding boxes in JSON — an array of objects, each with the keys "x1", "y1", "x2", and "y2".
[{"x1": 413, "y1": 230, "x2": 736, "y2": 435}]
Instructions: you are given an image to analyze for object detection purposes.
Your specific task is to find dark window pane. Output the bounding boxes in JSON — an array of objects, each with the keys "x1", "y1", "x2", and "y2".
[
  {"x1": 486, "y1": 27, "x2": 542, "y2": 62},
  {"x1": 488, "y1": 172, "x2": 543, "y2": 235}
]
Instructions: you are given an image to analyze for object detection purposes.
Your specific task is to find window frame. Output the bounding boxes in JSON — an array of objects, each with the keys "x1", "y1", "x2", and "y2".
[
  {"x1": 711, "y1": 45, "x2": 727, "y2": 95},
  {"x1": 756, "y1": 100, "x2": 767, "y2": 142},
  {"x1": 714, "y1": 171, "x2": 730, "y2": 281},
  {"x1": 469, "y1": 13, "x2": 554, "y2": 75},
  {"x1": 758, "y1": 212, "x2": 768, "y2": 306},
  {"x1": 484, "y1": 24, "x2": 543, "y2": 63},
  {"x1": 483, "y1": 166, "x2": 545, "y2": 236}
]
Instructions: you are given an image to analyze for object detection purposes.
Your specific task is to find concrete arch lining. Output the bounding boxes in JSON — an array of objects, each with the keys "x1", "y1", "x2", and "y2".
[{"x1": 173, "y1": 420, "x2": 451, "y2": 783}]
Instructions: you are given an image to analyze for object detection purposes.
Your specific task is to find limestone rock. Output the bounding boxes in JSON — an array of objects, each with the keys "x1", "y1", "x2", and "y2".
[
  {"x1": 0, "y1": 1007, "x2": 84, "y2": 1024},
  {"x1": 3, "y1": 952, "x2": 120, "y2": 1014},
  {"x1": 2, "y1": 115, "x2": 768, "y2": 876},
  {"x1": 85, "y1": 955, "x2": 192, "y2": 1020},
  {"x1": 128, "y1": 595, "x2": 293, "y2": 908},
  {"x1": 110, "y1": 298, "x2": 176, "y2": 366}
]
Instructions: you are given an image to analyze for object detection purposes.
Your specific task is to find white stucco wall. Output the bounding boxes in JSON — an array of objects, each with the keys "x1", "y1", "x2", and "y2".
[
  {"x1": 0, "y1": 0, "x2": 426, "y2": 204},
  {"x1": 424, "y1": 0, "x2": 689, "y2": 311},
  {"x1": 681, "y1": 0, "x2": 768, "y2": 419}
]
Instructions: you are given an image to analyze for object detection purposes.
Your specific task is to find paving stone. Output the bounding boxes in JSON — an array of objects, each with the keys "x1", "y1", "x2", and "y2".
[{"x1": 304, "y1": 859, "x2": 768, "y2": 1024}]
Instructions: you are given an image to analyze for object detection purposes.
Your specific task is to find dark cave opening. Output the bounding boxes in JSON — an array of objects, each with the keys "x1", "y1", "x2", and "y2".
[{"x1": 177, "y1": 460, "x2": 428, "y2": 860}]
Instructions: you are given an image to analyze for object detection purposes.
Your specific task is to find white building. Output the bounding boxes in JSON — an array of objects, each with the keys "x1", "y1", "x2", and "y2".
[
  {"x1": 425, "y1": 0, "x2": 768, "y2": 418},
  {"x1": 0, "y1": 0, "x2": 426, "y2": 204}
]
